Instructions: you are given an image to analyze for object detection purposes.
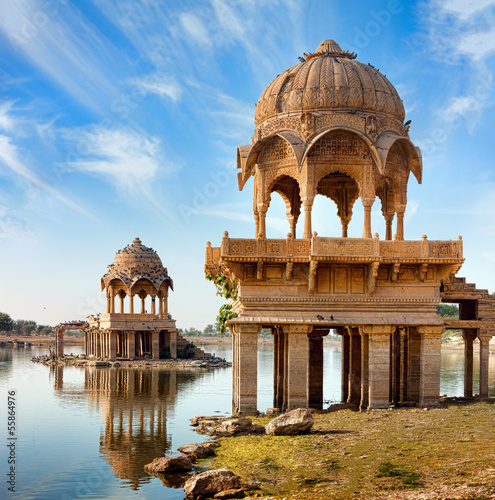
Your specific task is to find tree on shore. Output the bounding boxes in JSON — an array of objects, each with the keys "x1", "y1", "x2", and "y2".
[{"x1": 0, "y1": 312, "x2": 13, "y2": 334}]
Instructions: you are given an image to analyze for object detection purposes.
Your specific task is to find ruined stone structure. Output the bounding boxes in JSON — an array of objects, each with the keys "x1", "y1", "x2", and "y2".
[
  {"x1": 205, "y1": 40, "x2": 493, "y2": 414},
  {"x1": 86, "y1": 237, "x2": 178, "y2": 359}
]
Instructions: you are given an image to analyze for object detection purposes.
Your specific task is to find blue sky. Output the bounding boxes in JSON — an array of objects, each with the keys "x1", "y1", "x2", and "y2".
[{"x1": 0, "y1": 0, "x2": 494, "y2": 329}]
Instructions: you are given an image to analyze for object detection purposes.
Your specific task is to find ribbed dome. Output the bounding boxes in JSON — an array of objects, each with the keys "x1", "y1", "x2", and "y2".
[
  {"x1": 102, "y1": 238, "x2": 173, "y2": 291},
  {"x1": 254, "y1": 39, "x2": 405, "y2": 126}
]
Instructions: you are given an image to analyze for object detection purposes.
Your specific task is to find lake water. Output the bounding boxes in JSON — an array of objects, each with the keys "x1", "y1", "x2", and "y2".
[{"x1": 1, "y1": 342, "x2": 494, "y2": 499}]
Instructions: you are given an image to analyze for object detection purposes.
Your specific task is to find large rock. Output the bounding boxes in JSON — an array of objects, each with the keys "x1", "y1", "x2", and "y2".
[
  {"x1": 144, "y1": 455, "x2": 192, "y2": 473},
  {"x1": 177, "y1": 443, "x2": 215, "y2": 460},
  {"x1": 210, "y1": 418, "x2": 264, "y2": 437},
  {"x1": 264, "y1": 408, "x2": 314, "y2": 435},
  {"x1": 183, "y1": 469, "x2": 240, "y2": 497}
]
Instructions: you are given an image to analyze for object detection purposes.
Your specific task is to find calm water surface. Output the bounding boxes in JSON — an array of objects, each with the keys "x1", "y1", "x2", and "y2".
[{"x1": 1, "y1": 342, "x2": 494, "y2": 499}]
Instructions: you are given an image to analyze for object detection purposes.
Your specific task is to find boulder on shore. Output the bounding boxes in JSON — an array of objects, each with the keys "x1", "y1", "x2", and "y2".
[
  {"x1": 144, "y1": 455, "x2": 192, "y2": 473},
  {"x1": 264, "y1": 408, "x2": 314, "y2": 435},
  {"x1": 177, "y1": 443, "x2": 215, "y2": 460},
  {"x1": 183, "y1": 469, "x2": 240, "y2": 498},
  {"x1": 210, "y1": 418, "x2": 264, "y2": 437}
]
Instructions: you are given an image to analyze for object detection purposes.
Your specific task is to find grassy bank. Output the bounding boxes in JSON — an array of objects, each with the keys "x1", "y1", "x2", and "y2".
[{"x1": 204, "y1": 402, "x2": 495, "y2": 499}]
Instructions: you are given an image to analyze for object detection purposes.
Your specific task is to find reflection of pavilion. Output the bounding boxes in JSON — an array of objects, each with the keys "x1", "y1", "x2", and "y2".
[
  {"x1": 84, "y1": 367, "x2": 194, "y2": 490},
  {"x1": 86, "y1": 238, "x2": 178, "y2": 360}
]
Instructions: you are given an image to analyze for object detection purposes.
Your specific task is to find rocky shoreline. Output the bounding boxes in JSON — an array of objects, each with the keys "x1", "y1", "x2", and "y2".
[{"x1": 31, "y1": 354, "x2": 232, "y2": 369}]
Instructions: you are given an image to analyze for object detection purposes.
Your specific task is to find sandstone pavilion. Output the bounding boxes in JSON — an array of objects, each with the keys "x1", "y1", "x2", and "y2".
[{"x1": 205, "y1": 39, "x2": 495, "y2": 414}]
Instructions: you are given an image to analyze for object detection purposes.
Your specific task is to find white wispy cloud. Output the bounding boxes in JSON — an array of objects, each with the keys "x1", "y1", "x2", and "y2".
[
  {"x1": 62, "y1": 126, "x2": 180, "y2": 192},
  {"x1": 179, "y1": 12, "x2": 211, "y2": 46},
  {"x1": 0, "y1": 0, "x2": 119, "y2": 112},
  {"x1": 0, "y1": 101, "x2": 15, "y2": 131},
  {"x1": 0, "y1": 206, "x2": 33, "y2": 240},
  {"x1": 441, "y1": 0, "x2": 495, "y2": 19},
  {"x1": 0, "y1": 134, "x2": 92, "y2": 217},
  {"x1": 131, "y1": 74, "x2": 183, "y2": 102},
  {"x1": 456, "y1": 27, "x2": 495, "y2": 60}
]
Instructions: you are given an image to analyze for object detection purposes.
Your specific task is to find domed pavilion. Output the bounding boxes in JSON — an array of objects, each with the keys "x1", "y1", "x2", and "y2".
[
  {"x1": 205, "y1": 40, "x2": 494, "y2": 414},
  {"x1": 86, "y1": 238, "x2": 178, "y2": 359}
]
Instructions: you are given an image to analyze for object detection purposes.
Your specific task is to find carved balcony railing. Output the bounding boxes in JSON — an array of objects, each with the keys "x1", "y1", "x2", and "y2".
[{"x1": 206, "y1": 233, "x2": 463, "y2": 264}]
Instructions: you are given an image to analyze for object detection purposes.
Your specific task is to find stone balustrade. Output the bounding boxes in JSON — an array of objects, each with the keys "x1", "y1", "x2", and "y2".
[{"x1": 206, "y1": 234, "x2": 463, "y2": 263}]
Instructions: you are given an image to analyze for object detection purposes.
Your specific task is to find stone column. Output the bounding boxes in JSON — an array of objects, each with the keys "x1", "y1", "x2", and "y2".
[
  {"x1": 360, "y1": 330, "x2": 369, "y2": 410},
  {"x1": 308, "y1": 334, "x2": 324, "y2": 410},
  {"x1": 362, "y1": 199, "x2": 374, "y2": 238},
  {"x1": 348, "y1": 328, "x2": 362, "y2": 405},
  {"x1": 128, "y1": 332, "x2": 135, "y2": 359},
  {"x1": 120, "y1": 295, "x2": 125, "y2": 314},
  {"x1": 395, "y1": 205, "x2": 406, "y2": 241},
  {"x1": 152, "y1": 331, "x2": 160, "y2": 360},
  {"x1": 233, "y1": 324, "x2": 260, "y2": 415},
  {"x1": 285, "y1": 325, "x2": 312, "y2": 410},
  {"x1": 385, "y1": 213, "x2": 394, "y2": 241},
  {"x1": 273, "y1": 327, "x2": 285, "y2": 410},
  {"x1": 151, "y1": 297, "x2": 156, "y2": 316},
  {"x1": 141, "y1": 297, "x2": 146, "y2": 314},
  {"x1": 257, "y1": 205, "x2": 267, "y2": 238},
  {"x1": 129, "y1": 295, "x2": 134, "y2": 314},
  {"x1": 367, "y1": 325, "x2": 393, "y2": 409},
  {"x1": 163, "y1": 290, "x2": 169, "y2": 318},
  {"x1": 390, "y1": 329, "x2": 400, "y2": 405},
  {"x1": 399, "y1": 328, "x2": 409, "y2": 404},
  {"x1": 288, "y1": 216, "x2": 297, "y2": 239},
  {"x1": 462, "y1": 329, "x2": 477, "y2": 397},
  {"x1": 84, "y1": 331, "x2": 88, "y2": 356},
  {"x1": 302, "y1": 200, "x2": 313, "y2": 239},
  {"x1": 158, "y1": 293, "x2": 163, "y2": 318},
  {"x1": 407, "y1": 328, "x2": 421, "y2": 403},
  {"x1": 170, "y1": 329, "x2": 178, "y2": 359},
  {"x1": 339, "y1": 327, "x2": 350, "y2": 403},
  {"x1": 478, "y1": 330, "x2": 491, "y2": 398},
  {"x1": 417, "y1": 325, "x2": 443, "y2": 407},
  {"x1": 109, "y1": 331, "x2": 117, "y2": 359}
]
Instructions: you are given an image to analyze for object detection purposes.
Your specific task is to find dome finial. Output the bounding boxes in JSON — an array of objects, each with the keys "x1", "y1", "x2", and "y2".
[
  {"x1": 304, "y1": 39, "x2": 357, "y2": 61},
  {"x1": 133, "y1": 237, "x2": 142, "y2": 245}
]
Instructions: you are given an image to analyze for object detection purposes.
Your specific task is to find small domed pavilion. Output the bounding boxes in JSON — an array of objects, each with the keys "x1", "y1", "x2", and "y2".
[{"x1": 86, "y1": 238, "x2": 178, "y2": 359}]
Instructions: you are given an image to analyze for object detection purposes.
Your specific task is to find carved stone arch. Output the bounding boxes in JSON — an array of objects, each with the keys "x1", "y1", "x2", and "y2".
[
  {"x1": 375, "y1": 133, "x2": 422, "y2": 184},
  {"x1": 316, "y1": 172, "x2": 360, "y2": 237},
  {"x1": 237, "y1": 132, "x2": 305, "y2": 190},
  {"x1": 302, "y1": 125, "x2": 383, "y2": 172},
  {"x1": 265, "y1": 173, "x2": 302, "y2": 237}
]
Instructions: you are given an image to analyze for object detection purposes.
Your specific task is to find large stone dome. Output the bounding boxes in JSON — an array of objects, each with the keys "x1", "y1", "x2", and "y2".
[
  {"x1": 254, "y1": 39, "x2": 405, "y2": 127},
  {"x1": 101, "y1": 237, "x2": 173, "y2": 291}
]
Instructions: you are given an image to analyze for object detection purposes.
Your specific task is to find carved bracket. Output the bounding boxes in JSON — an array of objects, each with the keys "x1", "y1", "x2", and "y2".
[
  {"x1": 390, "y1": 262, "x2": 400, "y2": 282},
  {"x1": 257, "y1": 260, "x2": 264, "y2": 281},
  {"x1": 286, "y1": 261, "x2": 293, "y2": 281},
  {"x1": 308, "y1": 260, "x2": 318, "y2": 294},
  {"x1": 368, "y1": 261, "x2": 380, "y2": 294},
  {"x1": 419, "y1": 263, "x2": 428, "y2": 282}
]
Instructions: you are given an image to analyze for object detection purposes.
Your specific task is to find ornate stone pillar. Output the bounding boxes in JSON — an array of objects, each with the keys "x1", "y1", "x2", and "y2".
[
  {"x1": 303, "y1": 200, "x2": 313, "y2": 239},
  {"x1": 395, "y1": 204, "x2": 406, "y2": 241},
  {"x1": 288, "y1": 215, "x2": 297, "y2": 239},
  {"x1": 478, "y1": 330, "x2": 491, "y2": 398},
  {"x1": 163, "y1": 291, "x2": 169, "y2": 318},
  {"x1": 129, "y1": 294, "x2": 134, "y2": 314},
  {"x1": 462, "y1": 329, "x2": 477, "y2": 397},
  {"x1": 367, "y1": 325, "x2": 393, "y2": 409},
  {"x1": 141, "y1": 296, "x2": 146, "y2": 314},
  {"x1": 362, "y1": 198, "x2": 374, "y2": 238},
  {"x1": 257, "y1": 204, "x2": 267, "y2": 238},
  {"x1": 384, "y1": 213, "x2": 394, "y2": 241},
  {"x1": 232, "y1": 324, "x2": 260, "y2": 415},
  {"x1": 341, "y1": 216, "x2": 351, "y2": 238},
  {"x1": 158, "y1": 292, "x2": 163, "y2": 318},
  {"x1": 417, "y1": 325, "x2": 443, "y2": 407},
  {"x1": 285, "y1": 324, "x2": 312, "y2": 410},
  {"x1": 151, "y1": 297, "x2": 156, "y2": 316}
]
